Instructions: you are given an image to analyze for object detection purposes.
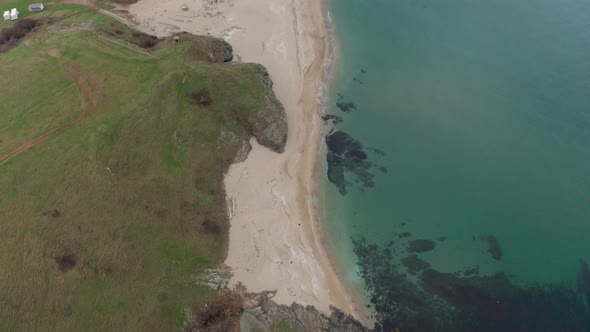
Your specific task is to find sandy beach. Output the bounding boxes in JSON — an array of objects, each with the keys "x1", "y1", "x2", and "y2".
[{"x1": 128, "y1": 0, "x2": 366, "y2": 322}]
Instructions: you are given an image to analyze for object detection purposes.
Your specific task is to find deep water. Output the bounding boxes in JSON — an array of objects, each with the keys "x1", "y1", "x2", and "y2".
[{"x1": 323, "y1": 0, "x2": 590, "y2": 330}]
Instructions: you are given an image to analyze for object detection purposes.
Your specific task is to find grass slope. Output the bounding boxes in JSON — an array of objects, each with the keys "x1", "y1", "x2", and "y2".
[{"x1": 0, "y1": 5, "x2": 267, "y2": 331}]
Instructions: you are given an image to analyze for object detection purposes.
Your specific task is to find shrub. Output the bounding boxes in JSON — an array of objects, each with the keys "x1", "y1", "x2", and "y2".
[
  {"x1": 188, "y1": 88, "x2": 213, "y2": 106},
  {"x1": 0, "y1": 19, "x2": 39, "y2": 52}
]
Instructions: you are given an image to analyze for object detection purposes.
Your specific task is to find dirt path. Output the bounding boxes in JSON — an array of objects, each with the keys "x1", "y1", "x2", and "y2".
[
  {"x1": 63, "y1": 0, "x2": 137, "y2": 26},
  {"x1": 1, "y1": 1, "x2": 152, "y2": 166},
  {"x1": 1, "y1": 60, "x2": 100, "y2": 166},
  {"x1": 0, "y1": 111, "x2": 86, "y2": 166}
]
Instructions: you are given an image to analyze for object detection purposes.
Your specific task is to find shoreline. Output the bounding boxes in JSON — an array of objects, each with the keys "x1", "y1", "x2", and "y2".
[
  {"x1": 127, "y1": 0, "x2": 368, "y2": 323},
  {"x1": 312, "y1": 2, "x2": 376, "y2": 324}
]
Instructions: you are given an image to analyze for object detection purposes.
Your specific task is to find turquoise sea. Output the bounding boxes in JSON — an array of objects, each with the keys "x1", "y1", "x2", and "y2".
[{"x1": 322, "y1": 0, "x2": 590, "y2": 330}]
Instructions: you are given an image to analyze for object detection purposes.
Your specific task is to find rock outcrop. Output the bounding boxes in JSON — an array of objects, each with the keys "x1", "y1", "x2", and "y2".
[
  {"x1": 179, "y1": 33, "x2": 234, "y2": 63},
  {"x1": 219, "y1": 131, "x2": 252, "y2": 163},
  {"x1": 240, "y1": 296, "x2": 377, "y2": 332},
  {"x1": 245, "y1": 63, "x2": 288, "y2": 153},
  {"x1": 181, "y1": 36, "x2": 287, "y2": 154}
]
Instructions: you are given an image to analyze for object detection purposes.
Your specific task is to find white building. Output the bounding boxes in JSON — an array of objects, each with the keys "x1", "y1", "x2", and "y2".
[
  {"x1": 3, "y1": 10, "x2": 10, "y2": 21},
  {"x1": 10, "y1": 8, "x2": 19, "y2": 20}
]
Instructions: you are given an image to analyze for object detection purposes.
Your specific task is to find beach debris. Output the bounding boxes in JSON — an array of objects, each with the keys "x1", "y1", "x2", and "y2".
[{"x1": 181, "y1": 4, "x2": 189, "y2": 11}]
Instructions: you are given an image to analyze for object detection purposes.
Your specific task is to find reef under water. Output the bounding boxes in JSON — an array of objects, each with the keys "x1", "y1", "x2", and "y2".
[
  {"x1": 353, "y1": 237, "x2": 590, "y2": 332},
  {"x1": 325, "y1": 130, "x2": 385, "y2": 195},
  {"x1": 323, "y1": 88, "x2": 388, "y2": 195}
]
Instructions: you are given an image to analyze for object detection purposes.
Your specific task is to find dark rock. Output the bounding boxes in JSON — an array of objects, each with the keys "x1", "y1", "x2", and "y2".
[
  {"x1": 241, "y1": 296, "x2": 374, "y2": 332},
  {"x1": 234, "y1": 138, "x2": 252, "y2": 163},
  {"x1": 463, "y1": 266, "x2": 480, "y2": 276},
  {"x1": 336, "y1": 101, "x2": 358, "y2": 113},
  {"x1": 325, "y1": 131, "x2": 381, "y2": 195},
  {"x1": 407, "y1": 239, "x2": 435, "y2": 253},
  {"x1": 398, "y1": 232, "x2": 412, "y2": 238},
  {"x1": 336, "y1": 93, "x2": 358, "y2": 112},
  {"x1": 219, "y1": 131, "x2": 251, "y2": 162},
  {"x1": 401, "y1": 255, "x2": 430, "y2": 275},
  {"x1": 322, "y1": 114, "x2": 344, "y2": 126}
]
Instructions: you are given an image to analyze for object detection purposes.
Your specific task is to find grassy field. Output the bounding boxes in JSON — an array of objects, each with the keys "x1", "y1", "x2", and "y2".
[{"x1": 0, "y1": 4, "x2": 268, "y2": 331}]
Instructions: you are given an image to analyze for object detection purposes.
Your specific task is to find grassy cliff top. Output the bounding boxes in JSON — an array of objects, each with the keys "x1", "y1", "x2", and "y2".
[{"x1": 0, "y1": 3, "x2": 283, "y2": 330}]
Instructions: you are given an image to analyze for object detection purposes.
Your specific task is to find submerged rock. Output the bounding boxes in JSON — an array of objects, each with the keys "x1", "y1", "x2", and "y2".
[
  {"x1": 336, "y1": 93, "x2": 358, "y2": 112},
  {"x1": 325, "y1": 131, "x2": 377, "y2": 195},
  {"x1": 407, "y1": 239, "x2": 435, "y2": 253},
  {"x1": 481, "y1": 235, "x2": 502, "y2": 261},
  {"x1": 401, "y1": 254, "x2": 430, "y2": 275},
  {"x1": 353, "y1": 236, "x2": 590, "y2": 332}
]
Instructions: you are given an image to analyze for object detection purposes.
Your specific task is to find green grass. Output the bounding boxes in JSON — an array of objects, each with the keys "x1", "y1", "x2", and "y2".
[
  {"x1": 0, "y1": 5, "x2": 267, "y2": 331},
  {"x1": 0, "y1": 1, "x2": 89, "y2": 29},
  {"x1": 273, "y1": 320, "x2": 297, "y2": 332}
]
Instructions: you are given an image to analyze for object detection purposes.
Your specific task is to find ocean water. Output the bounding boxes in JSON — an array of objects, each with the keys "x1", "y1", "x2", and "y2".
[{"x1": 322, "y1": 0, "x2": 590, "y2": 330}]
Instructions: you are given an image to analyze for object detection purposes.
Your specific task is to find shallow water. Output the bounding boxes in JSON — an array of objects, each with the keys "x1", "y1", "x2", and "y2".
[{"x1": 323, "y1": 0, "x2": 590, "y2": 330}]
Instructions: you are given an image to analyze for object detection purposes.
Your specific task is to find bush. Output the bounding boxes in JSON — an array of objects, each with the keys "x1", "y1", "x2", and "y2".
[
  {"x1": 187, "y1": 291, "x2": 244, "y2": 332},
  {"x1": 188, "y1": 88, "x2": 213, "y2": 106},
  {"x1": 0, "y1": 19, "x2": 39, "y2": 52},
  {"x1": 130, "y1": 31, "x2": 159, "y2": 48}
]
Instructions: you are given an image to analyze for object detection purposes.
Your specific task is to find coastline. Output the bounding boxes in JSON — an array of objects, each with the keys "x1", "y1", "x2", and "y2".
[{"x1": 128, "y1": 0, "x2": 368, "y2": 323}]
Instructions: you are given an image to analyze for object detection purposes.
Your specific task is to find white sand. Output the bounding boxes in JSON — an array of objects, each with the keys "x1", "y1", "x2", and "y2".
[{"x1": 128, "y1": 0, "x2": 367, "y2": 321}]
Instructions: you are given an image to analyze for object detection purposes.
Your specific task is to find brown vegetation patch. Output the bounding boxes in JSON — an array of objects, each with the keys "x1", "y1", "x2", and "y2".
[
  {"x1": 64, "y1": 63, "x2": 102, "y2": 110},
  {"x1": 188, "y1": 88, "x2": 213, "y2": 106},
  {"x1": 0, "y1": 19, "x2": 39, "y2": 52},
  {"x1": 55, "y1": 254, "x2": 76, "y2": 272},
  {"x1": 201, "y1": 218, "x2": 221, "y2": 236},
  {"x1": 40, "y1": 48, "x2": 62, "y2": 58},
  {"x1": 188, "y1": 291, "x2": 244, "y2": 332},
  {"x1": 130, "y1": 31, "x2": 159, "y2": 48}
]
